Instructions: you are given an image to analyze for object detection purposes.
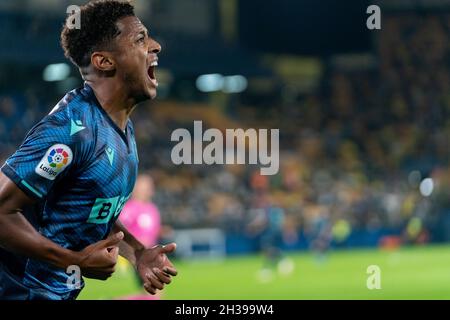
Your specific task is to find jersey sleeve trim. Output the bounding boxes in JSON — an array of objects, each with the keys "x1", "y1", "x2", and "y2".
[{"x1": 1, "y1": 163, "x2": 44, "y2": 200}]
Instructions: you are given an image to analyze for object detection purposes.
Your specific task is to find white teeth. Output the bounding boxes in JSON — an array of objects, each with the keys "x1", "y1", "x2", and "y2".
[{"x1": 150, "y1": 61, "x2": 158, "y2": 67}]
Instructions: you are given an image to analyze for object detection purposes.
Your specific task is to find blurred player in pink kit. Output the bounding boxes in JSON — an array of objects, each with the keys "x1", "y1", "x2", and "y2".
[
  {"x1": 120, "y1": 174, "x2": 161, "y2": 248},
  {"x1": 119, "y1": 173, "x2": 162, "y2": 299}
]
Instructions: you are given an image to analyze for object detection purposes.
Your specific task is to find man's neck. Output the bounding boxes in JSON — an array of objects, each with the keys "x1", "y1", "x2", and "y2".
[{"x1": 85, "y1": 79, "x2": 136, "y2": 131}]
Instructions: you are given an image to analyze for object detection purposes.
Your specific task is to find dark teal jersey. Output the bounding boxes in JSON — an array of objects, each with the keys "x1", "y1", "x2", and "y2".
[{"x1": 1, "y1": 83, "x2": 138, "y2": 296}]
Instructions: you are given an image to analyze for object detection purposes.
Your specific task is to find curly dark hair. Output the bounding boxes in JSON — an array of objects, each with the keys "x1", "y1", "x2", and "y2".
[{"x1": 61, "y1": 0, "x2": 135, "y2": 67}]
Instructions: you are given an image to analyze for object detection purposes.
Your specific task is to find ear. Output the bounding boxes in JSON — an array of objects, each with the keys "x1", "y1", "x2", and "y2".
[{"x1": 90, "y1": 52, "x2": 115, "y2": 72}]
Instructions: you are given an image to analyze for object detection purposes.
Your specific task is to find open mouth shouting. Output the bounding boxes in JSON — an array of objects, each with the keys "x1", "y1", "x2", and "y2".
[{"x1": 147, "y1": 59, "x2": 158, "y2": 88}]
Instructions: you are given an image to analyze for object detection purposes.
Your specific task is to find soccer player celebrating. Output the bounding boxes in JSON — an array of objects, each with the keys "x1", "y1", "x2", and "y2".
[{"x1": 0, "y1": 0, "x2": 177, "y2": 300}]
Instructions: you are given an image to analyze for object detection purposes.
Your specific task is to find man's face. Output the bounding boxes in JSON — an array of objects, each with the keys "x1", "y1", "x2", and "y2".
[{"x1": 112, "y1": 16, "x2": 161, "y2": 101}]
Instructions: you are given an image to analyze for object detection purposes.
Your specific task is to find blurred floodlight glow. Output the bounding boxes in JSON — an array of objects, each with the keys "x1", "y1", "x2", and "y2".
[
  {"x1": 196, "y1": 74, "x2": 248, "y2": 93},
  {"x1": 419, "y1": 178, "x2": 434, "y2": 197},
  {"x1": 196, "y1": 73, "x2": 224, "y2": 92},
  {"x1": 222, "y1": 75, "x2": 248, "y2": 93},
  {"x1": 43, "y1": 63, "x2": 71, "y2": 82}
]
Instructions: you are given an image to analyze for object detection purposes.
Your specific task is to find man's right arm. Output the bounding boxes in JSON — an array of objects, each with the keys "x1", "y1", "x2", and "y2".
[{"x1": 0, "y1": 172, "x2": 122, "y2": 279}]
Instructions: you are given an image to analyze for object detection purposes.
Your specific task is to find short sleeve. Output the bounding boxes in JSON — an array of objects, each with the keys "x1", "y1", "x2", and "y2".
[{"x1": 1, "y1": 115, "x2": 81, "y2": 200}]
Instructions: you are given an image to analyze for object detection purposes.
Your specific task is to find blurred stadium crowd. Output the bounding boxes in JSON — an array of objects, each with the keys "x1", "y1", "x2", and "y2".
[{"x1": 0, "y1": 11, "x2": 449, "y2": 249}]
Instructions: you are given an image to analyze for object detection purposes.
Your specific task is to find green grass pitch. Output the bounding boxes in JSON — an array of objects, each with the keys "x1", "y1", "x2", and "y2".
[{"x1": 78, "y1": 245, "x2": 450, "y2": 300}]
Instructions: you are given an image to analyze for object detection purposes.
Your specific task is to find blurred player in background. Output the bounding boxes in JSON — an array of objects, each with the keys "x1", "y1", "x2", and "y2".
[
  {"x1": 247, "y1": 172, "x2": 294, "y2": 282},
  {"x1": 248, "y1": 205, "x2": 295, "y2": 282},
  {"x1": 247, "y1": 172, "x2": 294, "y2": 281},
  {"x1": 121, "y1": 174, "x2": 161, "y2": 252},
  {"x1": 261, "y1": 206, "x2": 286, "y2": 266},
  {"x1": 308, "y1": 211, "x2": 333, "y2": 264},
  {"x1": 119, "y1": 173, "x2": 162, "y2": 299}
]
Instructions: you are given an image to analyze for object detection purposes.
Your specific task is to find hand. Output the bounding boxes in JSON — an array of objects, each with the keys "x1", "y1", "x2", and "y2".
[
  {"x1": 136, "y1": 243, "x2": 178, "y2": 295},
  {"x1": 77, "y1": 232, "x2": 124, "y2": 280}
]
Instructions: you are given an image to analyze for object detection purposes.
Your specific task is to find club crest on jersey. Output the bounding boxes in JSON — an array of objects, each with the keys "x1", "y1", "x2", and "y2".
[{"x1": 35, "y1": 144, "x2": 73, "y2": 180}]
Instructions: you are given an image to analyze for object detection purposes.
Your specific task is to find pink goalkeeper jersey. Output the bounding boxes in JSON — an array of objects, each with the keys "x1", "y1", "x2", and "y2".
[{"x1": 119, "y1": 199, "x2": 161, "y2": 248}]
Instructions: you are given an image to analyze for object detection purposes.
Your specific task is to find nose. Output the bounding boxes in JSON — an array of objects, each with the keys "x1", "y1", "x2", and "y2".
[{"x1": 149, "y1": 38, "x2": 161, "y2": 54}]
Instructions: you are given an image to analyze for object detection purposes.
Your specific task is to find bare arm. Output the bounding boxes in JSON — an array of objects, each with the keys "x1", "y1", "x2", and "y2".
[
  {"x1": 0, "y1": 171, "x2": 123, "y2": 280},
  {"x1": 0, "y1": 171, "x2": 79, "y2": 269},
  {"x1": 112, "y1": 219, "x2": 145, "y2": 267}
]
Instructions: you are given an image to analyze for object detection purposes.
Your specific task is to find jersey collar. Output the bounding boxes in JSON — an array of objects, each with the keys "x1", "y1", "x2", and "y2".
[{"x1": 81, "y1": 82, "x2": 131, "y2": 145}]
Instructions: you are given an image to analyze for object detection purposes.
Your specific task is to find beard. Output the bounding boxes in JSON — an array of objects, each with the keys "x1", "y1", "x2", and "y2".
[{"x1": 123, "y1": 71, "x2": 154, "y2": 103}]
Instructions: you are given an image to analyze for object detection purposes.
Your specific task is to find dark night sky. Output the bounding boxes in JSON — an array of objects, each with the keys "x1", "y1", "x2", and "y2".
[{"x1": 239, "y1": 0, "x2": 371, "y2": 55}]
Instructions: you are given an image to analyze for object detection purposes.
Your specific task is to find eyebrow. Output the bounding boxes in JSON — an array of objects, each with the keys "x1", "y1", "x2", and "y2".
[{"x1": 137, "y1": 29, "x2": 148, "y2": 37}]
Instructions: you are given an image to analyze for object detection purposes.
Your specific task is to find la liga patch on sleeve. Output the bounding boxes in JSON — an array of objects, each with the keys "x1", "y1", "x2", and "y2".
[{"x1": 35, "y1": 144, "x2": 73, "y2": 180}]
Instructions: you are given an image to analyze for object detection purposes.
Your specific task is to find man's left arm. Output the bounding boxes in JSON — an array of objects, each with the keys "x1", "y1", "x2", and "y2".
[
  {"x1": 112, "y1": 220, "x2": 178, "y2": 294},
  {"x1": 112, "y1": 220, "x2": 144, "y2": 266}
]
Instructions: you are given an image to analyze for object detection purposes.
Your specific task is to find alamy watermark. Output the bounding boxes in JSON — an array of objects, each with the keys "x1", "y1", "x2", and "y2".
[
  {"x1": 366, "y1": 265, "x2": 381, "y2": 290},
  {"x1": 66, "y1": 265, "x2": 82, "y2": 290},
  {"x1": 66, "y1": 5, "x2": 81, "y2": 30},
  {"x1": 171, "y1": 121, "x2": 279, "y2": 175},
  {"x1": 366, "y1": 5, "x2": 381, "y2": 30}
]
